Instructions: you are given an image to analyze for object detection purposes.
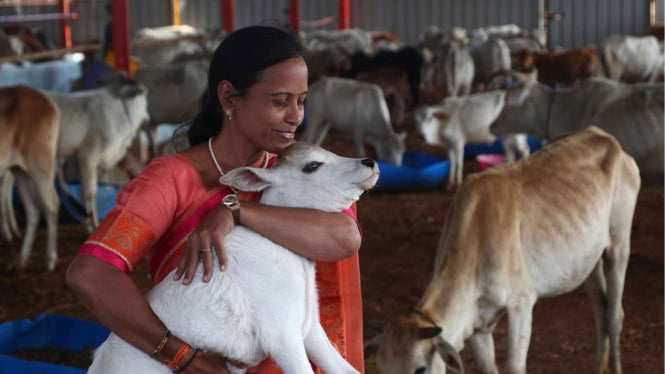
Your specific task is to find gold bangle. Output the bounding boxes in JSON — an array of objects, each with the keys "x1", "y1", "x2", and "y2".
[{"x1": 150, "y1": 329, "x2": 171, "y2": 358}]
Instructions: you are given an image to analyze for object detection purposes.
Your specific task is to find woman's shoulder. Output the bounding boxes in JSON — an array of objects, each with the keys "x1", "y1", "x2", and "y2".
[{"x1": 148, "y1": 152, "x2": 191, "y2": 168}]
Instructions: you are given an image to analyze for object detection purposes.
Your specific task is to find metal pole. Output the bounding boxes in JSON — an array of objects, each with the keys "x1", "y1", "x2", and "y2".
[
  {"x1": 221, "y1": 0, "x2": 235, "y2": 33},
  {"x1": 57, "y1": 0, "x2": 71, "y2": 49},
  {"x1": 112, "y1": 0, "x2": 130, "y2": 73},
  {"x1": 338, "y1": 0, "x2": 349, "y2": 30},
  {"x1": 289, "y1": 0, "x2": 301, "y2": 35},
  {"x1": 171, "y1": 0, "x2": 181, "y2": 26}
]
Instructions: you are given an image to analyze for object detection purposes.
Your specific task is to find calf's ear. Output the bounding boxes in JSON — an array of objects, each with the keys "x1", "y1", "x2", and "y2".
[{"x1": 219, "y1": 167, "x2": 273, "y2": 192}]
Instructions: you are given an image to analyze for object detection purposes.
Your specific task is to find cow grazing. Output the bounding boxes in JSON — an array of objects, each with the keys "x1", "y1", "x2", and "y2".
[
  {"x1": 415, "y1": 90, "x2": 529, "y2": 190},
  {"x1": 46, "y1": 75, "x2": 150, "y2": 232},
  {"x1": 0, "y1": 85, "x2": 60, "y2": 271},
  {"x1": 491, "y1": 70, "x2": 664, "y2": 180},
  {"x1": 88, "y1": 143, "x2": 378, "y2": 374},
  {"x1": 371, "y1": 126, "x2": 640, "y2": 374},
  {"x1": 301, "y1": 77, "x2": 406, "y2": 166},
  {"x1": 513, "y1": 47, "x2": 599, "y2": 86},
  {"x1": 600, "y1": 35, "x2": 663, "y2": 83}
]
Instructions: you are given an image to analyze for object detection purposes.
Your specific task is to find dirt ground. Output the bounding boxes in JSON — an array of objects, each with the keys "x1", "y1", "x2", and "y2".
[{"x1": 0, "y1": 131, "x2": 662, "y2": 373}]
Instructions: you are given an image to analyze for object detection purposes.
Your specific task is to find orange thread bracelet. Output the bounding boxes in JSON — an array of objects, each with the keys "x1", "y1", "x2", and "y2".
[
  {"x1": 166, "y1": 342, "x2": 191, "y2": 371},
  {"x1": 150, "y1": 329, "x2": 171, "y2": 358},
  {"x1": 177, "y1": 348, "x2": 199, "y2": 373}
]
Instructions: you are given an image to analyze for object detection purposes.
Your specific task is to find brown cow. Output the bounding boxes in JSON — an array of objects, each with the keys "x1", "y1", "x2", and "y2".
[
  {"x1": 369, "y1": 126, "x2": 640, "y2": 374},
  {"x1": 513, "y1": 47, "x2": 599, "y2": 86},
  {"x1": 0, "y1": 85, "x2": 60, "y2": 271}
]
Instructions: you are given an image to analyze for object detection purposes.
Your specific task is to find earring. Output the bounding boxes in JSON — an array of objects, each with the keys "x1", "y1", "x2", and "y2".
[{"x1": 224, "y1": 109, "x2": 233, "y2": 121}]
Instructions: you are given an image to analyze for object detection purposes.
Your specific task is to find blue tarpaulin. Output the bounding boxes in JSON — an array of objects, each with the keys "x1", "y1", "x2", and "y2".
[
  {"x1": 0, "y1": 314, "x2": 110, "y2": 373},
  {"x1": 376, "y1": 151, "x2": 450, "y2": 192}
]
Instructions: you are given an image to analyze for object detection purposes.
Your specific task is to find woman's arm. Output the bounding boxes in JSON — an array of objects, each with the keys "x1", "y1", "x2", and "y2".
[
  {"x1": 66, "y1": 255, "x2": 240, "y2": 373},
  {"x1": 241, "y1": 201, "x2": 361, "y2": 260},
  {"x1": 175, "y1": 202, "x2": 362, "y2": 284}
]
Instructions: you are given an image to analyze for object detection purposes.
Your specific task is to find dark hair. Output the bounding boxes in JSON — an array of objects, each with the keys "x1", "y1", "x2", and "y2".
[{"x1": 188, "y1": 25, "x2": 306, "y2": 145}]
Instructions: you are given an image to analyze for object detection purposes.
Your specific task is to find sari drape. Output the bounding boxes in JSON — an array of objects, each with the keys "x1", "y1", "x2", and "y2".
[{"x1": 78, "y1": 152, "x2": 365, "y2": 373}]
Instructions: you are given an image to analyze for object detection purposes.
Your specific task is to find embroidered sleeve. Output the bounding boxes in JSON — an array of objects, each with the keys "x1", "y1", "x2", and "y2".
[{"x1": 76, "y1": 156, "x2": 182, "y2": 271}]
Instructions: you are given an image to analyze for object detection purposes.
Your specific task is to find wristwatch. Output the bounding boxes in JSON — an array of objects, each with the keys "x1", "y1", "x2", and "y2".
[{"x1": 222, "y1": 194, "x2": 241, "y2": 225}]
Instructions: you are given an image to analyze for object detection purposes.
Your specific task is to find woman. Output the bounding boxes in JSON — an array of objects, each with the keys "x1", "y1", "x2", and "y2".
[{"x1": 66, "y1": 25, "x2": 365, "y2": 374}]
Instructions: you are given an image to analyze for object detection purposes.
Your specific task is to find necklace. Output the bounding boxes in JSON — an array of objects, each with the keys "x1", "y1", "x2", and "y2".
[
  {"x1": 208, "y1": 137, "x2": 225, "y2": 176},
  {"x1": 207, "y1": 137, "x2": 270, "y2": 178}
]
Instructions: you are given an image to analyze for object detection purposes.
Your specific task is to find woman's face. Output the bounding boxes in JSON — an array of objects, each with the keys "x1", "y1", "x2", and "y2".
[{"x1": 234, "y1": 57, "x2": 308, "y2": 154}]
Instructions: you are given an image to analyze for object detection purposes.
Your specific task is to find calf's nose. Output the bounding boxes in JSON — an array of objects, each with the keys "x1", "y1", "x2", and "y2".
[{"x1": 361, "y1": 158, "x2": 375, "y2": 168}]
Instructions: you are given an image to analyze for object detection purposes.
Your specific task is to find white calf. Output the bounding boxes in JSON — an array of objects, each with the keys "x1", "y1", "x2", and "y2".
[
  {"x1": 46, "y1": 75, "x2": 149, "y2": 232},
  {"x1": 415, "y1": 90, "x2": 528, "y2": 190},
  {"x1": 88, "y1": 142, "x2": 378, "y2": 374},
  {"x1": 372, "y1": 127, "x2": 640, "y2": 374},
  {"x1": 301, "y1": 77, "x2": 406, "y2": 166},
  {"x1": 0, "y1": 85, "x2": 60, "y2": 271}
]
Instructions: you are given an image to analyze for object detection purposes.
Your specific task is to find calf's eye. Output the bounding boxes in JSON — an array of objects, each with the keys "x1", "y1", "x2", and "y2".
[{"x1": 302, "y1": 161, "x2": 323, "y2": 173}]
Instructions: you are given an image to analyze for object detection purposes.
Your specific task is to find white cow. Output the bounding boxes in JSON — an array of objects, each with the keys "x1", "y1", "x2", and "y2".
[
  {"x1": 469, "y1": 37, "x2": 512, "y2": 90},
  {"x1": 88, "y1": 142, "x2": 378, "y2": 374},
  {"x1": 46, "y1": 75, "x2": 150, "y2": 232},
  {"x1": 301, "y1": 77, "x2": 406, "y2": 166},
  {"x1": 0, "y1": 85, "x2": 60, "y2": 271},
  {"x1": 133, "y1": 57, "x2": 209, "y2": 128},
  {"x1": 600, "y1": 35, "x2": 663, "y2": 83},
  {"x1": 132, "y1": 25, "x2": 207, "y2": 66},
  {"x1": 415, "y1": 90, "x2": 529, "y2": 190},
  {"x1": 371, "y1": 126, "x2": 640, "y2": 374},
  {"x1": 491, "y1": 70, "x2": 664, "y2": 179}
]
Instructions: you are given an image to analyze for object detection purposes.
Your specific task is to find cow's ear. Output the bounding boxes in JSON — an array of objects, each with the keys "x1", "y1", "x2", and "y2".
[{"x1": 433, "y1": 111, "x2": 449, "y2": 121}]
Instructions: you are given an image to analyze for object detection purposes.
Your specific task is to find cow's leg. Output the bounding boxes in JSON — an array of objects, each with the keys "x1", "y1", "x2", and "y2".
[
  {"x1": 504, "y1": 289, "x2": 537, "y2": 374},
  {"x1": 14, "y1": 171, "x2": 40, "y2": 271},
  {"x1": 312, "y1": 123, "x2": 331, "y2": 146},
  {"x1": 305, "y1": 322, "x2": 359, "y2": 374},
  {"x1": 446, "y1": 147, "x2": 457, "y2": 191},
  {"x1": 30, "y1": 169, "x2": 59, "y2": 271},
  {"x1": 78, "y1": 157, "x2": 100, "y2": 232},
  {"x1": 352, "y1": 128, "x2": 367, "y2": 158},
  {"x1": 470, "y1": 331, "x2": 499, "y2": 374},
  {"x1": 0, "y1": 172, "x2": 21, "y2": 242},
  {"x1": 583, "y1": 261, "x2": 610, "y2": 374},
  {"x1": 604, "y1": 234, "x2": 630, "y2": 374},
  {"x1": 452, "y1": 142, "x2": 465, "y2": 189}
]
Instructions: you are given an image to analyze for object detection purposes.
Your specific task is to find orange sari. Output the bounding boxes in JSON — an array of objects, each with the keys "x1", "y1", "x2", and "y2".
[{"x1": 78, "y1": 152, "x2": 365, "y2": 373}]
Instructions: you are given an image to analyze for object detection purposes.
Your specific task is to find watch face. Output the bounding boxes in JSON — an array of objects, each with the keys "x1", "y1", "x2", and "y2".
[{"x1": 223, "y1": 194, "x2": 239, "y2": 205}]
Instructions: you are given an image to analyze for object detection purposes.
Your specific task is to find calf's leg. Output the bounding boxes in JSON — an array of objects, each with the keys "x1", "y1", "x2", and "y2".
[{"x1": 305, "y1": 322, "x2": 359, "y2": 374}]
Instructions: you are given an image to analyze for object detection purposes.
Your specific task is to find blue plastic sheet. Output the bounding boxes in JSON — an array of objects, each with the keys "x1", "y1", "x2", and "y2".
[
  {"x1": 464, "y1": 136, "x2": 543, "y2": 159},
  {"x1": 0, "y1": 57, "x2": 82, "y2": 93},
  {"x1": 376, "y1": 151, "x2": 450, "y2": 192},
  {"x1": 0, "y1": 314, "x2": 110, "y2": 373},
  {"x1": 56, "y1": 182, "x2": 122, "y2": 223}
]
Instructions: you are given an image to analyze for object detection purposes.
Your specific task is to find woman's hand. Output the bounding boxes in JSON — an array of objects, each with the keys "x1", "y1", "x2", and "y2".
[
  {"x1": 174, "y1": 205, "x2": 235, "y2": 284},
  {"x1": 185, "y1": 350, "x2": 248, "y2": 374}
]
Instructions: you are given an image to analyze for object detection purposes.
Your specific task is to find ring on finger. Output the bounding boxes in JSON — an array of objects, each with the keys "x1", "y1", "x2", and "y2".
[{"x1": 200, "y1": 248, "x2": 212, "y2": 253}]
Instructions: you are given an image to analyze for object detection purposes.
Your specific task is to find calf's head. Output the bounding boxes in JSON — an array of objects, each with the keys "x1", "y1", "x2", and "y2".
[
  {"x1": 375, "y1": 131, "x2": 406, "y2": 167},
  {"x1": 414, "y1": 106, "x2": 450, "y2": 147},
  {"x1": 219, "y1": 142, "x2": 379, "y2": 211}
]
